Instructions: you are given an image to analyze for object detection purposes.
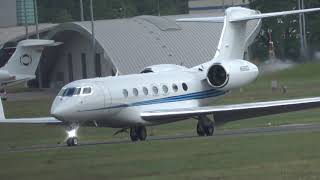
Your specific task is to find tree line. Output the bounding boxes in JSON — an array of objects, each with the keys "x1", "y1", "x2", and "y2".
[
  {"x1": 249, "y1": 0, "x2": 320, "y2": 61},
  {"x1": 37, "y1": 0, "x2": 188, "y2": 23},
  {"x1": 36, "y1": 0, "x2": 320, "y2": 61}
]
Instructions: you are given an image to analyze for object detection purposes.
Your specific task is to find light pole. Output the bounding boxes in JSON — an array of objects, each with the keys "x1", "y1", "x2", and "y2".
[
  {"x1": 24, "y1": 0, "x2": 29, "y2": 39},
  {"x1": 298, "y1": 0, "x2": 307, "y2": 58},
  {"x1": 34, "y1": 0, "x2": 39, "y2": 39},
  {"x1": 90, "y1": 0, "x2": 95, "y2": 61},
  {"x1": 80, "y1": 0, "x2": 84, "y2": 21},
  {"x1": 158, "y1": 0, "x2": 160, "y2": 16}
]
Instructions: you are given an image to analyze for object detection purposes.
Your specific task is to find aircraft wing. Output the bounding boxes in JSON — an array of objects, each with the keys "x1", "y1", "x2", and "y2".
[
  {"x1": 0, "y1": 117, "x2": 62, "y2": 124},
  {"x1": 0, "y1": 98, "x2": 62, "y2": 124},
  {"x1": 141, "y1": 97, "x2": 320, "y2": 123}
]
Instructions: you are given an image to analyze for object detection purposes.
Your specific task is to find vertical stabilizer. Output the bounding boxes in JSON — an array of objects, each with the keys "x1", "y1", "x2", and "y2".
[
  {"x1": 177, "y1": 7, "x2": 320, "y2": 63},
  {"x1": 1, "y1": 39, "x2": 56, "y2": 76},
  {"x1": 213, "y1": 8, "x2": 258, "y2": 60}
]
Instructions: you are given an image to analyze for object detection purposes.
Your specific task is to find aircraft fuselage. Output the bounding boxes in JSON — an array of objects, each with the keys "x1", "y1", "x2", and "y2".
[{"x1": 51, "y1": 69, "x2": 228, "y2": 128}]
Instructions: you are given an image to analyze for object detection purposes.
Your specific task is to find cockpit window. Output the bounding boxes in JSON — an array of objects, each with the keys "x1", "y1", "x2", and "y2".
[
  {"x1": 58, "y1": 87, "x2": 82, "y2": 97},
  {"x1": 58, "y1": 88, "x2": 66, "y2": 96},
  {"x1": 75, "y1": 88, "x2": 81, "y2": 95},
  {"x1": 82, "y1": 87, "x2": 92, "y2": 94},
  {"x1": 63, "y1": 88, "x2": 76, "y2": 97}
]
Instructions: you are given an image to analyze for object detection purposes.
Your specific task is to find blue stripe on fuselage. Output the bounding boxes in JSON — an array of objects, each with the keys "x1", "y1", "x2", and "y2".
[{"x1": 79, "y1": 89, "x2": 227, "y2": 112}]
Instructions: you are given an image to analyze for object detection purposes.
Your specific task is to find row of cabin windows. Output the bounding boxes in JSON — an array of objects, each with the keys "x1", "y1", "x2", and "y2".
[{"x1": 122, "y1": 83, "x2": 188, "y2": 98}]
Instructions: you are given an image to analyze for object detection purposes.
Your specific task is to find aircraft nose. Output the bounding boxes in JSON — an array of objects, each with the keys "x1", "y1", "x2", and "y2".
[{"x1": 50, "y1": 106, "x2": 67, "y2": 121}]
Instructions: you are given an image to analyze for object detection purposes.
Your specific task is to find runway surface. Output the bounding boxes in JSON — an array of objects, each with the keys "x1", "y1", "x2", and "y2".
[{"x1": 1, "y1": 123, "x2": 320, "y2": 154}]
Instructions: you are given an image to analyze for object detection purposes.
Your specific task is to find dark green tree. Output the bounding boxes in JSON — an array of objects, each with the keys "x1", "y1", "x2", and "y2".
[
  {"x1": 37, "y1": 0, "x2": 188, "y2": 22},
  {"x1": 249, "y1": 0, "x2": 320, "y2": 61}
]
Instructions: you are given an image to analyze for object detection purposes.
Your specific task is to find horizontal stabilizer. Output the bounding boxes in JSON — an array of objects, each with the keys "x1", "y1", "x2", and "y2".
[
  {"x1": 230, "y1": 7, "x2": 320, "y2": 22},
  {"x1": 177, "y1": 7, "x2": 320, "y2": 23}
]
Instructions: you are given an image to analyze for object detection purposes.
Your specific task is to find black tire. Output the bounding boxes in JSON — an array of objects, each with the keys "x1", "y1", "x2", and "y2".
[
  {"x1": 67, "y1": 138, "x2": 72, "y2": 146},
  {"x1": 67, "y1": 137, "x2": 78, "y2": 146},
  {"x1": 72, "y1": 137, "x2": 78, "y2": 146},
  {"x1": 197, "y1": 123, "x2": 205, "y2": 136},
  {"x1": 130, "y1": 128, "x2": 139, "y2": 142},
  {"x1": 137, "y1": 126, "x2": 147, "y2": 141},
  {"x1": 205, "y1": 124, "x2": 214, "y2": 136}
]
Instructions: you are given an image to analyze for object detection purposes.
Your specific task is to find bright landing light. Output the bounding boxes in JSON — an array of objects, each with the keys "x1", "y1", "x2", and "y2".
[{"x1": 67, "y1": 127, "x2": 79, "y2": 138}]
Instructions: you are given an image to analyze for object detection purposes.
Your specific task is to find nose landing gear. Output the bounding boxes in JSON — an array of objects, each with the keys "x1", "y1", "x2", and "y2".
[
  {"x1": 130, "y1": 126, "x2": 147, "y2": 142},
  {"x1": 65, "y1": 124, "x2": 79, "y2": 146},
  {"x1": 196, "y1": 115, "x2": 215, "y2": 136},
  {"x1": 67, "y1": 137, "x2": 79, "y2": 146}
]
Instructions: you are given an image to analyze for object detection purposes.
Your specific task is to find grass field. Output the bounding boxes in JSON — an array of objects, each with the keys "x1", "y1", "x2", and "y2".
[
  {"x1": 0, "y1": 63, "x2": 320, "y2": 179},
  {"x1": 1, "y1": 131, "x2": 320, "y2": 180}
]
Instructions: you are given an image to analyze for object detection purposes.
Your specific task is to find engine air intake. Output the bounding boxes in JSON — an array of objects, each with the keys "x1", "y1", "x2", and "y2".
[{"x1": 207, "y1": 64, "x2": 229, "y2": 88}]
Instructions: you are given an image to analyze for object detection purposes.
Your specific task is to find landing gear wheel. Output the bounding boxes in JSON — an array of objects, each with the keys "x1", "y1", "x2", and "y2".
[
  {"x1": 197, "y1": 123, "x2": 205, "y2": 136},
  {"x1": 130, "y1": 127, "x2": 139, "y2": 142},
  {"x1": 130, "y1": 126, "x2": 147, "y2": 142},
  {"x1": 204, "y1": 122, "x2": 214, "y2": 136},
  {"x1": 137, "y1": 126, "x2": 147, "y2": 141},
  {"x1": 67, "y1": 137, "x2": 78, "y2": 146}
]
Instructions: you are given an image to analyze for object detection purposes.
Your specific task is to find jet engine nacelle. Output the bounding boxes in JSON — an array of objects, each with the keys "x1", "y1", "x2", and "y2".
[{"x1": 206, "y1": 59, "x2": 259, "y2": 90}]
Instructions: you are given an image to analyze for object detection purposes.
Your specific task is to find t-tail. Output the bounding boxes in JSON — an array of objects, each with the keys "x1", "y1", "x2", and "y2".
[
  {"x1": 0, "y1": 39, "x2": 58, "y2": 86},
  {"x1": 177, "y1": 7, "x2": 320, "y2": 61}
]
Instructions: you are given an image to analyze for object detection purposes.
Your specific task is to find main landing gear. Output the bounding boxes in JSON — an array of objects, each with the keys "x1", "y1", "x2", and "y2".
[
  {"x1": 130, "y1": 126, "x2": 147, "y2": 142},
  {"x1": 65, "y1": 124, "x2": 79, "y2": 146},
  {"x1": 196, "y1": 115, "x2": 215, "y2": 136}
]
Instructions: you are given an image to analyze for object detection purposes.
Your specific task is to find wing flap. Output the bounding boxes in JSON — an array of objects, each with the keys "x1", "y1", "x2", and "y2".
[{"x1": 141, "y1": 97, "x2": 320, "y2": 123}]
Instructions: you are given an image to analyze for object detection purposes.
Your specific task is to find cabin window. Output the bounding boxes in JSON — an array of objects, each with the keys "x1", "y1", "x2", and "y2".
[
  {"x1": 182, "y1": 83, "x2": 188, "y2": 91},
  {"x1": 172, "y1": 84, "x2": 178, "y2": 92},
  {"x1": 133, "y1": 88, "x2": 139, "y2": 96},
  {"x1": 162, "y1": 85, "x2": 169, "y2": 94},
  {"x1": 123, "y1": 89, "x2": 129, "y2": 98},
  {"x1": 83, "y1": 87, "x2": 92, "y2": 94},
  {"x1": 152, "y1": 86, "x2": 159, "y2": 95},
  {"x1": 143, "y1": 87, "x2": 148, "y2": 95}
]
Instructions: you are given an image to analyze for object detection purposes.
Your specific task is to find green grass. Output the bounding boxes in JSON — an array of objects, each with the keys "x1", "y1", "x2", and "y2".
[
  {"x1": 1, "y1": 131, "x2": 320, "y2": 180},
  {"x1": 1, "y1": 63, "x2": 320, "y2": 179}
]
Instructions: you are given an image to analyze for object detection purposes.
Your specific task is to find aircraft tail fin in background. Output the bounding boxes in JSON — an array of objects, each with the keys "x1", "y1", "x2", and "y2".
[
  {"x1": 177, "y1": 7, "x2": 320, "y2": 61},
  {"x1": 1, "y1": 39, "x2": 58, "y2": 77}
]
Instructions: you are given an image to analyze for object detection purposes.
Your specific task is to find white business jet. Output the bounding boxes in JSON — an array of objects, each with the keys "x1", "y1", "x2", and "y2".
[
  {"x1": 0, "y1": 39, "x2": 57, "y2": 87},
  {"x1": 2, "y1": 7, "x2": 320, "y2": 146}
]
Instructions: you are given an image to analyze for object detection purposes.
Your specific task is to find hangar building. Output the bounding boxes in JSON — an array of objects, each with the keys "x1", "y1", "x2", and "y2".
[{"x1": 1, "y1": 12, "x2": 260, "y2": 89}]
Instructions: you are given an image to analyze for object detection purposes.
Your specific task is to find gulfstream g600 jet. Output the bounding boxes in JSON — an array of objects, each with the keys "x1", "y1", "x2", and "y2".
[
  {"x1": 0, "y1": 39, "x2": 57, "y2": 87},
  {"x1": 2, "y1": 7, "x2": 320, "y2": 146}
]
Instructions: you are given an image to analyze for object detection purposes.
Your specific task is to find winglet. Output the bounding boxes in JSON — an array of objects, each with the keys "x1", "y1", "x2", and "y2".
[{"x1": 0, "y1": 98, "x2": 6, "y2": 120}]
